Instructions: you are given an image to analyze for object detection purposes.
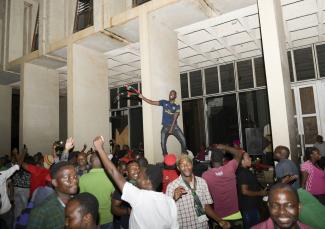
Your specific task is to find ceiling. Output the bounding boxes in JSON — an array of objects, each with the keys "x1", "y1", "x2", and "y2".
[{"x1": 2, "y1": 0, "x2": 325, "y2": 93}]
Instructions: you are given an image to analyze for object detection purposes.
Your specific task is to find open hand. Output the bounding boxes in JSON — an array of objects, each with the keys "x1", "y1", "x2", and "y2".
[
  {"x1": 65, "y1": 137, "x2": 75, "y2": 151},
  {"x1": 93, "y1": 136, "x2": 105, "y2": 151}
]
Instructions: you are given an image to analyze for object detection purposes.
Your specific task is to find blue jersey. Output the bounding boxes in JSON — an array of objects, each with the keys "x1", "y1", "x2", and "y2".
[{"x1": 159, "y1": 100, "x2": 180, "y2": 126}]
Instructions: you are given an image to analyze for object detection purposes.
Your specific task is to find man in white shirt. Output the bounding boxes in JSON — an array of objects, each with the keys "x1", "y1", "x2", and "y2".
[
  {"x1": 0, "y1": 164, "x2": 20, "y2": 228},
  {"x1": 93, "y1": 136, "x2": 178, "y2": 229}
]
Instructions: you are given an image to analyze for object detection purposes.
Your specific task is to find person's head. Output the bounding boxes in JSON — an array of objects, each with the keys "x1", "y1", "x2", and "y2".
[
  {"x1": 65, "y1": 193, "x2": 99, "y2": 229},
  {"x1": 137, "y1": 157, "x2": 149, "y2": 170},
  {"x1": 210, "y1": 149, "x2": 224, "y2": 168},
  {"x1": 90, "y1": 151, "x2": 102, "y2": 168},
  {"x1": 177, "y1": 154, "x2": 193, "y2": 178},
  {"x1": 136, "y1": 169, "x2": 153, "y2": 190},
  {"x1": 316, "y1": 135, "x2": 323, "y2": 143},
  {"x1": 274, "y1": 146, "x2": 290, "y2": 161},
  {"x1": 117, "y1": 160, "x2": 127, "y2": 177},
  {"x1": 77, "y1": 152, "x2": 87, "y2": 167},
  {"x1": 50, "y1": 161, "x2": 78, "y2": 195},
  {"x1": 33, "y1": 152, "x2": 44, "y2": 167},
  {"x1": 169, "y1": 90, "x2": 177, "y2": 101},
  {"x1": 268, "y1": 183, "x2": 300, "y2": 229},
  {"x1": 240, "y1": 152, "x2": 252, "y2": 168},
  {"x1": 126, "y1": 161, "x2": 140, "y2": 181},
  {"x1": 304, "y1": 147, "x2": 321, "y2": 163}
]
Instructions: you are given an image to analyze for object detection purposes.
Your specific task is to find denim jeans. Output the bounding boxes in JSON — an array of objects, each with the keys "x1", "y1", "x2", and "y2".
[{"x1": 161, "y1": 125, "x2": 187, "y2": 155}]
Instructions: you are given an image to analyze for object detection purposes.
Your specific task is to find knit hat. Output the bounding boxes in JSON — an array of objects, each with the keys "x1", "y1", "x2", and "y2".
[{"x1": 164, "y1": 154, "x2": 177, "y2": 166}]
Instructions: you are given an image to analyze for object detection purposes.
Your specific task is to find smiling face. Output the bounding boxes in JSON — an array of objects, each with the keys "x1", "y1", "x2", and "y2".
[
  {"x1": 268, "y1": 188, "x2": 300, "y2": 229},
  {"x1": 53, "y1": 165, "x2": 78, "y2": 195},
  {"x1": 177, "y1": 157, "x2": 193, "y2": 178},
  {"x1": 126, "y1": 162, "x2": 140, "y2": 181},
  {"x1": 77, "y1": 153, "x2": 87, "y2": 167}
]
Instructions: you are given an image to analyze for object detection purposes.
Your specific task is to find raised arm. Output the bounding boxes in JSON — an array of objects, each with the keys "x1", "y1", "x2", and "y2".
[
  {"x1": 216, "y1": 144, "x2": 243, "y2": 162},
  {"x1": 138, "y1": 94, "x2": 159, "y2": 106},
  {"x1": 93, "y1": 136, "x2": 126, "y2": 191},
  {"x1": 60, "y1": 137, "x2": 75, "y2": 162}
]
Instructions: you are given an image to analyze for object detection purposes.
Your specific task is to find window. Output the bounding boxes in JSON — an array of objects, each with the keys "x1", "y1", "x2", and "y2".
[
  {"x1": 254, "y1": 57, "x2": 266, "y2": 87},
  {"x1": 294, "y1": 47, "x2": 315, "y2": 81},
  {"x1": 119, "y1": 87, "x2": 127, "y2": 108},
  {"x1": 110, "y1": 88, "x2": 118, "y2": 109},
  {"x1": 287, "y1": 51, "x2": 294, "y2": 82},
  {"x1": 204, "y1": 66, "x2": 219, "y2": 94},
  {"x1": 206, "y1": 94, "x2": 239, "y2": 145},
  {"x1": 74, "y1": 0, "x2": 94, "y2": 33},
  {"x1": 237, "y1": 60, "x2": 254, "y2": 89},
  {"x1": 130, "y1": 108, "x2": 143, "y2": 149},
  {"x1": 130, "y1": 83, "x2": 140, "y2": 106},
  {"x1": 220, "y1": 63, "x2": 235, "y2": 92},
  {"x1": 189, "y1": 70, "x2": 203, "y2": 97},
  {"x1": 316, "y1": 44, "x2": 325, "y2": 78},
  {"x1": 133, "y1": 0, "x2": 151, "y2": 7},
  {"x1": 180, "y1": 73, "x2": 189, "y2": 98}
]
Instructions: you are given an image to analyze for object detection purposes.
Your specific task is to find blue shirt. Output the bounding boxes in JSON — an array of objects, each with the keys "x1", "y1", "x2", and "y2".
[{"x1": 159, "y1": 100, "x2": 180, "y2": 126}]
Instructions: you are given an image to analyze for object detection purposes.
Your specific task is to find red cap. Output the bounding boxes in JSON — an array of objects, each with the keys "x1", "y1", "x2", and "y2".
[{"x1": 164, "y1": 154, "x2": 177, "y2": 166}]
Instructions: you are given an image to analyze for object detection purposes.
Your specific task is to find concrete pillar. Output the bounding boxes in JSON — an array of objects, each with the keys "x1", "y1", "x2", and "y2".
[
  {"x1": 0, "y1": 85, "x2": 12, "y2": 156},
  {"x1": 139, "y1": 12, "x2": 183, "y2": 163},
  {"x1": 20, "y1": 63, "x2": 59, "y2": 155},
  {"x1": 67, "y1": 44, "x2": 110, "y2": 150},
  {"x1": 258, "y1": 0, "x2": 298, "y2": 161}
]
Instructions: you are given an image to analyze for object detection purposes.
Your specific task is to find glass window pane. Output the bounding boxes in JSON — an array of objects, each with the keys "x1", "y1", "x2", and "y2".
[
  {"x1": 254, "y1": 57, "x2": 266, "y2": 87},
  {"x1": 204, "y1": 66, "x2": 219, "y2": 94},
  {"x1": 180, "y1": 73, "x2": 189, "y2": 98},
  {"x1": 130, "y1": 83, "x2": 140, "y2": 106},
  {"x1": 129, "y1": 108, "x2": 143, "y2": 149},
  {"x1": 206, "y1": 94, "x2": 239, "y2": 145},
  {"x1": 182, "y1": 99, "x2": 206, "y2": 154},
  {"x1": 189, "y1": 70, "x2": 203, "y2": 97},
  {"x1": 303, "y1": 117, "x2": 318, "y2": 144},
  {"x1": 288, "y1": 51, "x2": 294, "y2": 82},
  {"x1": 110, "y1": 88, "x2": 118, "y2": 109},
  {"x1": 239, "y1": 90, "x2": 271, "y2": 154},
  {"x1": 220, "y1": 63, "x2": 235, "y2": 92},
  {"x1": 299, "y1": 87, "x2": 315, "y2": 114},
  {"x1": 237, "y1": 60, "x2": 254, "y2": 89},
  {"x1": 316, "y1": 44, "x2": 325, "y2": 78},
  {"x1": 294, "y1": 47, "x2": 315, "y2": 81},
  {"x1": 119, "y1": 87, "x2": 127, "y2": 108}
]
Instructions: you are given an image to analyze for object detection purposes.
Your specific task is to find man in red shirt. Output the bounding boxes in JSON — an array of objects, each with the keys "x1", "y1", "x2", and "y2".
[{"x1": 202, "y1": 144, "x2": 243, "y2": 227}]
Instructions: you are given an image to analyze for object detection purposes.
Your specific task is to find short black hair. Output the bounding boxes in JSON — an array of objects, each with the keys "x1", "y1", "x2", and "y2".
[
  {"x1": 70, "y1": 192, "x2": 99, "y2": 223},
  {"x1": 137, "y1": 157, "x2": 148, "y2": 169},
  {"x1": 304, "y1": 147, "x2": 318, "y2": 161},
  {"x1": 268, "y1": 183, "x2": 299, "y2": 203},
  {"x1": 127, "y1": 160, "x2": 139, "y2": 167},
  {"x1": 50, "y1": 161, "x2": 73, "y2": 179},
  {"x1": 210, "y1": 149, "x2": 224, "y2": 164}
]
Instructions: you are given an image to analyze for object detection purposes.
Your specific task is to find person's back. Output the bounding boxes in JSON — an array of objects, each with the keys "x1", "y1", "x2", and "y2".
[
  {"x1": 202, "y1": 159, "x2": 239, "y2": 218},
  {"x1": 275, "y1": 159, "x2": 300, "y2": 189},
  {"x1": 79, "y1": 153, "x2": 115, "y2": 227}
]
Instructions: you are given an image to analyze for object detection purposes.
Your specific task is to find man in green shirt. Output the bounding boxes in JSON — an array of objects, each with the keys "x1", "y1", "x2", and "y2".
[
  {"x1": 27, "y1": 161, "x2": 78, "y2": 229},
  {"x1": 79, "y1": 152, "x2": 115, "y2": 229}
]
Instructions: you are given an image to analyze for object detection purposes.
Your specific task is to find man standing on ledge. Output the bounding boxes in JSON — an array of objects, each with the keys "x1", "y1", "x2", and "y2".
[{"x1": 139, "y1": 90, "x2": 187, "y2": 156}]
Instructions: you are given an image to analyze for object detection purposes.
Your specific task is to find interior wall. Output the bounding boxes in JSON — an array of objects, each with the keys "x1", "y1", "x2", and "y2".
[
  {"x1": 47, "y1": 0, "x2": 66, "y2": 44},
  {"x1": 0, "y1": 85, "x2": 12, "y2": 156}
]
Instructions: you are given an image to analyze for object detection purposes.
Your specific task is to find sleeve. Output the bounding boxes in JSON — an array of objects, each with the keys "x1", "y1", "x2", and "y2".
[
  {"x1": 27, "y1": 207, "x2": 45, "y2": 229},
  {"x1": 26, "y1": 164, "x2": 39, "y2": 175},
  {"x1": 228, "y1": 159, "x2": 239, "y2": 173},
  {"x1": 168, "y1": 197, "x2": 179, "y2": 229},
  {"x1": 3, "y1": 164, "x2": 19, "y2": 179},
  {"x1": 200, "y1": 179, "x2": 213, "y2": 205},
  {"x1": 121, "y1": 182, "x2": 141, "y2": 207},
  {"x1": 159, "y1": 100, "x2": 167, "y2": 106},
  {"x1": 237, "y1": 170, "x2": 247, "y2": 186},
  {"x1": 166, "y1": 181, "x2": 176, "y2": 198},
  {"x1": 300, "y1": 162, "x2": 311, "y2": 173},
  {"x1": 275, "y1": 164, "x2": 283, "y2": 179},
  {"x1": 175, "y1": 104, "x2": 180, "y2": 112}
]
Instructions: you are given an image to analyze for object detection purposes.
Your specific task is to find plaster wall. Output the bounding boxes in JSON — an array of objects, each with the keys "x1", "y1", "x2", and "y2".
[
  {"x1": 47, "y1": 0, "x2": 66, "y2": 44},
  {"x1": 59, "y1": 96, "x2": 67, "y2": 141},
  {"x1": 0, "y1": 85, "x2": 11, "y2": 156},
  {"x1": 67, "y1": 44, "x2": 110, "y2": 150},
  {"x1": 139, "y1": 12, "x2": 183, "y2": 163},
  {"x1": 20, "y1": 63, "x2": 59, "y2": 155}
]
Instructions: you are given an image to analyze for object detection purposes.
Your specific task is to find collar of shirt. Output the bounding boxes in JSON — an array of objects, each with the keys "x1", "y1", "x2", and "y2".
[{"x1": 89, "y1": 168, "x2": 104, "y2": 173}]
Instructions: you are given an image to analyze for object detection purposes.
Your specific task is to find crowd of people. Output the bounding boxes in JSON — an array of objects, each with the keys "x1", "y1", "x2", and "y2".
[{"x1": 0, "y1": 134, "x2": 325, "y2": 229}]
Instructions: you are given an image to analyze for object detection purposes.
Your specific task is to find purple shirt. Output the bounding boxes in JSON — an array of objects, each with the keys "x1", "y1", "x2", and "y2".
[
  {"x1": 301, "y1": 160, "x2": 325, "y2": 195},
  {"x1": 252, "y1": 217, "x2": 312, "y2": 229},
  {"x1": 202, "y1": 159, "x2": 239, "y2": 218}
]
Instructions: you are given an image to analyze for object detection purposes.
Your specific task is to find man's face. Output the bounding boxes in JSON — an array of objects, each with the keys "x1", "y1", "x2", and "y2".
[
  {"x1": 54, "y1": 166, "x2": 78, "y2": 195},
  {"x1": 169, "y1": 90, "x2": 177, "y2": 100},
  {"x1": 77, "y1": 154, "x2": 87, "y2": 167},
  {"x1": 274, "y1": 148, "x2": 282, "y2": 161},
  {"x1": 268, "y1": 189, "x2": 300, "y2": 229},
  {"x1": 65, "y1": 200, "x2": 84, "y2": 229},
  {"x1": 136, "y1": 171, "x2": 153, "y2": 190},
  {"x1": 178, "y1": 158, "x2": 193, "y2": 178},
  {"x1": 241, "y1": 153, "x2": 252, "y2": 168},
  {"x1": 127, "y1": 162, "x2": 140, "y2": 181}
]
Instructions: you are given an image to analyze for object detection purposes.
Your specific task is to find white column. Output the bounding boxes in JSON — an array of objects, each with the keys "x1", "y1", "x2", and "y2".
[
  {"x1": 258, "y1": 0, "x2": 298, "y2": 160},
  {"x1": 139, "y1": 12, "x2": 183, "y2": 163},
  {"x1": 0, "y1": 85, "x2": 12, "y2": 156},
  {"x1": 20, "y1": 63, "x2": 59, "y2": 154},
  {"x1": 67, "y1": 44, "x2": 110, "y2": 150}
]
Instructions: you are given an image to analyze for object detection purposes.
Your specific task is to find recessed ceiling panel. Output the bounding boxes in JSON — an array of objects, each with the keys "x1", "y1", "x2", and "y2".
[
  {"x1": 290, "y1": 27, "x2": 318, "y2": 41},
  {"x1": 226, "y1": 32, "x2": 252, "y2": 45},
  {"x1": 287, "y1": 14, "x2": 318, "y2": 32},
  {"x1": 213, "y1": 20, "x2": 245, "y2": 36},
  {"x1": 179, "y1": 47, "x2": 198, "y2": 59},
  {"x1": 182, "y1": 29, "x2": 214, "y2": 45}
]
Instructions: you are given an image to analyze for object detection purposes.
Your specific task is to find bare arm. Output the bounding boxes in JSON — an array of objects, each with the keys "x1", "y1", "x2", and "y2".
[
  {"x1": 241, "y1": 184, "x2": 266, "y2": 197},
  {"x1": 138, "y1": 94, "x2": 159, "y2": 106},
  {"x1": 205, "y1": 204, "x2": 230, "y2": 229},
  {"x1": 93, "y1": 136, "x2": 126, "y2": 191},
  {"x1": 111, "y1": 198, "x2": 131, "y2": 216},
  {"x1": 216, "y1": 144, "x2": 242, "y2": 162},
  {"x1": 301, "y1": 171, "x2": 309, "y2": 189}
]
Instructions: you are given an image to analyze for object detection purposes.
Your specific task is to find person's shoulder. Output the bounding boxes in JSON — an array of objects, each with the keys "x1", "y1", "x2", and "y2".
[
  {"x1": 167, "y1": 176, "x2": 181, "y2": 188},
  {"x1": 31, "y1": 194, "x2": 58, "y2": 213}
]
